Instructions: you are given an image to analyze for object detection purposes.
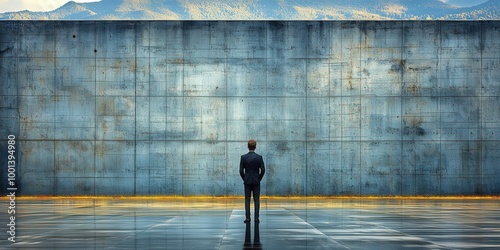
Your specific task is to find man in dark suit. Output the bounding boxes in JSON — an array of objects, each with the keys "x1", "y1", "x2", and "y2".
[{"x1": 239, "y1": 139, "x2": 265, "y2": 223}]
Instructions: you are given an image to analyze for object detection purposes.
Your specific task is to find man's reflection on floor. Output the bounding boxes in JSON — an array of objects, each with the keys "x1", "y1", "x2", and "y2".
[{"x1": 243, "y1": 221, "x2": 262, "y2": 249}]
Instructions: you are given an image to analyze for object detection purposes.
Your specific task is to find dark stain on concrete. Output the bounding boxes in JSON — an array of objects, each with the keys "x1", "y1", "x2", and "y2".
[
  {"x1": 406, "y1": 66, "x2": 432, "y2": 71},
  {"x1": 405, "y1": 83, "x2": 421, "y2": 96},
  {"x1": 390, "y1": 59, "x2": 406, "y2": 72},
  {"x1": 0, "y1": 47, "x2": 12, "y2": 56},
  {"x1": 276, "y1": 142, "x2": 290, "y2": 153},
  {"x1": 403, "y1": 126, "x2": 426, "y2": 136}
]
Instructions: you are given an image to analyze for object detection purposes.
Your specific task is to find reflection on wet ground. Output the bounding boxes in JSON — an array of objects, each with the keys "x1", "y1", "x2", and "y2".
[{"x1": 1, "y1": 197, "x2": 499, "y2": 249}]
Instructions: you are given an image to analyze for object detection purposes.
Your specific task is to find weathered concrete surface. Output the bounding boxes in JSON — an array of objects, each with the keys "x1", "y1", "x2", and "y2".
[{"x1": 0, "y1": 21, "x2": 499, "y2": 196}]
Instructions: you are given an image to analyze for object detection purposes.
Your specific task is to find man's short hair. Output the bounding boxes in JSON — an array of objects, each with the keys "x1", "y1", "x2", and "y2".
[{"x1": 248, "y1": 140, "x2": 257, "y2": 150}]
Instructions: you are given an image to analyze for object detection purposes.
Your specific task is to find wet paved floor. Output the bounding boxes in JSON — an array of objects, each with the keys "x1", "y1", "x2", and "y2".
[{"x1": 1, "y1": 197, "x2": 499, "y2": 249}]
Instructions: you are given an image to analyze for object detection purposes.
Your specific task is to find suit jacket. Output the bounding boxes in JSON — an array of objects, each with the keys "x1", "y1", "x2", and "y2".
[{"x1": 239, "y1": 152, "x2": 265, "y2": 185}]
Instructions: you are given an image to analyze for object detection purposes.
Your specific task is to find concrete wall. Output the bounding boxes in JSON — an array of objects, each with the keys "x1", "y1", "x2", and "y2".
[{"x1": 1, "y1": 21, "x2": 499, "y2": 196}]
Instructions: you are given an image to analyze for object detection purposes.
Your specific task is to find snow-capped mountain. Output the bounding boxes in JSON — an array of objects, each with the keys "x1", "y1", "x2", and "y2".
[{"x1": 0, "y1": 0, "x2": 498, "y2": 20}]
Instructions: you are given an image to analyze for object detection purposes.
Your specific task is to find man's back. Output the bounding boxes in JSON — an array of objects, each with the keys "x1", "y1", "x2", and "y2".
[{"x1": 240, "y1": 152, "x2": 265, "y2": 185}]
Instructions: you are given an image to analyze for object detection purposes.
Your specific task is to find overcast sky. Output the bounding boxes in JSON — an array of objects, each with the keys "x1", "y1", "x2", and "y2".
[{"x1": 0, "y1": 0, "x2": 492, "y2": 13}]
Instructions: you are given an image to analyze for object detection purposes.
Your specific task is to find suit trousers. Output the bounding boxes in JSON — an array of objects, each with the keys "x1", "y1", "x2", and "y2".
[{"x1": 244, "y1": 183, "x2": 261, "y2": 219}]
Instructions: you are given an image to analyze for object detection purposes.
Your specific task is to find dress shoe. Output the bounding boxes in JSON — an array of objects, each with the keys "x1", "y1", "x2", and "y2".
[
  {"x1": 254, "y1": 218, "x2": 260, "y2": 223},
  {"x1": 243, "y1": 219, "x2": 251, "y2": 223}
]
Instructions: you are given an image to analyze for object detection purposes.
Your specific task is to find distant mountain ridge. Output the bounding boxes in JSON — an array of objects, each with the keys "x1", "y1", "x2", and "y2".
[{"x1": 0, "y1": 0, "x2": 498, "y2": 20}]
